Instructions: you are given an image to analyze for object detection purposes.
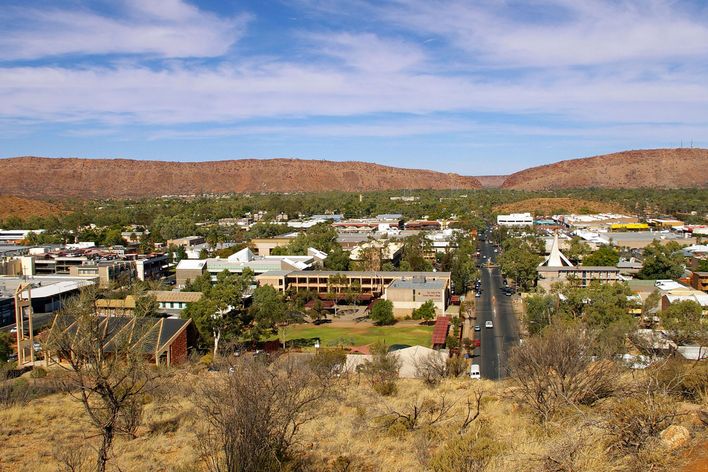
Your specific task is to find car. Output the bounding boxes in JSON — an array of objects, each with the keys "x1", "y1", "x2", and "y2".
[
  {"x1": 470, "y1": 364, "x2": 481, "y2": 380},
  {"x1": 504, "y1": 291, "x2": 512, "y2": 296},
  {"x1": 10, "y1": 327, "x2": 17, "y2": 334},
  {"x1": 485, "y1": 320, "x2": 493, "y2": 329},
  {"x1": 475, "y1": 292, "x2": 481, "y2": 298},
  {"x1": 474, "y1": 325, "x2": 481, "y2": 332}
]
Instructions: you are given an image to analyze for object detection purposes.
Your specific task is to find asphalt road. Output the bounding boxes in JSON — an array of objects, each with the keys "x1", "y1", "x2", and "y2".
[{"x1": 473, "y1": 234, "x2": 520, "y2": 380}]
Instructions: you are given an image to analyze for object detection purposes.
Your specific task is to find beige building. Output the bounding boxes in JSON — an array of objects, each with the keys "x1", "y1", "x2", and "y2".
[
  {"x1": 383, "y1": 277, "x2": 448, "y2": 317},
  {"x1": 175, "y1": 259, "x2": 208, "y2": 287},
  {"x1": 69, "y1": 260, "x2": 136, "y2": 288},
  {"x1": 250, "y1": 235, "x2": 297, "y2": 256},
  {"x1": 262, "y1": 270, "x2": 451, "y2": 299},
  {"x1": 167, "y1": 236, "x2": 205, "y2": 248}
]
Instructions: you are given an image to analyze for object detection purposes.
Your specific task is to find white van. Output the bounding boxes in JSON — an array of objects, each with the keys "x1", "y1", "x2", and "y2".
[{"x1": 470, "y1": 364, "x2": 481, "y2": 380}]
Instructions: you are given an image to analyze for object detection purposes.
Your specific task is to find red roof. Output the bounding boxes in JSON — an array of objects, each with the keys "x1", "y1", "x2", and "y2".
[
  {"x1": 304, "y1": 299, "x2": 336, "y2": 309},
  {"x1": 431, "y1": 316, "x2": 451, "y2": 346}
]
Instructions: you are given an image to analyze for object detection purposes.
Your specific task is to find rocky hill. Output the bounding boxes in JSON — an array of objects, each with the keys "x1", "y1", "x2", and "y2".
[
  {"x1": 0, "y1": 157, "x2": 481, "y2": 199},
  {"x1": 502, "y1": 148, "x2": 708, "y2": 190}
]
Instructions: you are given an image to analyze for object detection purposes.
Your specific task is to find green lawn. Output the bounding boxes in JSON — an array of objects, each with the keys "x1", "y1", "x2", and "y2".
[{"x1": 276, "y1": 323, "x2": 434, "y2": 348}]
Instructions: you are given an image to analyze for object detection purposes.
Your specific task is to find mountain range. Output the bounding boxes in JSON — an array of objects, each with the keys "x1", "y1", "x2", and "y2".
[{"x1": 0, "y1": 148, "x2": 705, "y2": 200}]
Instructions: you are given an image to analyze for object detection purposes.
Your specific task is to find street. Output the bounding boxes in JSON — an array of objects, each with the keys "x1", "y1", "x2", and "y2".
[{"x1": 473, "y1": 233, "x2": 520, "y2": 379}]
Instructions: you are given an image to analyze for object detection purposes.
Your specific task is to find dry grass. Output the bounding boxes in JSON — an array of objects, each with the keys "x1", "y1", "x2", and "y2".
[{"x1": 0, "y1": 368, "x2": 703, "y2": 471}]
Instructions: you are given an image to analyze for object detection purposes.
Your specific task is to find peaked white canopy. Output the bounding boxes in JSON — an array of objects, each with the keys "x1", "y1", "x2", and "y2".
[{"x1": 539, "y1": 233, "x2": 574, "y2": 267}]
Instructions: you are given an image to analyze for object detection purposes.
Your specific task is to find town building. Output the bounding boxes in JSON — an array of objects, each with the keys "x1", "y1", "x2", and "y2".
[
  {"x1": 537, "y1": 233, "x2": 620, "y2": 290},
  {"x1": 250, "y1": 233, "x2": 299, "y2": 256},
  {"x1": 496, "y1": 213, "x2": 533, "y2": 227},
  {"x1": 69, "y1": 260, "x2": 136, "y2": 288},
  {"x1": 0, "y1": 229, "x2": 44, "y2": 244},
  {"x1": 690, "y1": 271, "x2": 708, "y2": 293},
  {"x1": 166, "y1": 236, "x2": 205, "y2": 248},
  {"x1": 382, "y1": 277, "x2": 448, "y2": 317},
  {"x1": 175, "y1": 247, "x2": 321, "y2": 287},
  {"x1": 0, "y1": 275, "x2": 97, "y2": 326},
  {"x1": 47, "y1": 315, "x2": 194, "y2": 367}
]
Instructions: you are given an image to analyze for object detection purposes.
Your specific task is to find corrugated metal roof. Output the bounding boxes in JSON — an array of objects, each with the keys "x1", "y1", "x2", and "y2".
[{"x1": 431, "y1": 316, "x2": 450, "y2": 345}]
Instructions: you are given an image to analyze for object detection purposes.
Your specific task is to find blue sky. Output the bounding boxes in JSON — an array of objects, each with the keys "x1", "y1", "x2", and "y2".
[{"x1": 1, "y1": 0, "x2": 707, "y2": 175}]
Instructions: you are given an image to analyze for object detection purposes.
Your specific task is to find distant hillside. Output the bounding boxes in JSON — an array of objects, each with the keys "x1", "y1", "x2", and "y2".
[
  {"x1": 493, "y1": 197, "x2": 627, "y2": 216},
  {"x1": 0, "y1": 195, "x2": 65, "y2": 221},
  {"x1": 474, "y1": 175, "x2": 508, "y2": 188},
  {"x1": 502, "y1": 148, "x2": 708, "y2": 190},
  {"x1": 0, "y1": 157, "x2": 482, "y2": 199}
]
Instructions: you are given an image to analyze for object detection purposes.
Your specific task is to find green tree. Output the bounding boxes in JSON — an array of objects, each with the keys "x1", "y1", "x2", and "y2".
[
  {"x1": 399, "y1": 234, "x2": 433, "y2": 272},
  {"x1": 412, "y1": 300, "x2": 437, "y2": 323},
  {"x1": 370, "y1": 299, "x2": 395, "y2": 326},
  {"x1": 524, "y1": 294, "x2": 558, "y2": 335},
  {"x1": 102, "y1": 228, "x2": 125, "y2": 247},
  {"x1": 183, "y1": 269, "x2": 254, "y2": 355},
  {"x1": 660, "y1": 300, "x2": 704, "y2": 345},
  {"x1": 565, "y1": 237, "x2": 592, "y2": 264},
  {"x1": 249, "y1": 285, "x2": 289, "y2": 339},
  {"x1": 198, "y1": 248, "x2": 210, "y2": 259},
  {"x1": 498, "y1": 244, "x2": 542, "y2": 291},
  {"x1": 286, "y1": 223, "x2": 339, "y2": 255},
  {"x1": 324, "y1": 247, "x2": 350, "y2": 271},
  {"x1": 583, "y1": 245, "x2": 620, "y2": 266},
  {"x1": 638, "y1": 241, "x2": 685, "y2": 280},
  {"x1": 174, "y1": 246, "x2": 187, "y2": 263},
  {"x1": 152, "y1": 215, "x2": 196, "y2": 241},
  {"x1": 0, "y1": 332, "x2": 12, "y2": 362}
]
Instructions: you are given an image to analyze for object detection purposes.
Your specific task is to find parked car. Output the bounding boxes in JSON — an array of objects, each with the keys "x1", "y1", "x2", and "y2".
[
  {"x1": 470, "y1": 363, "x2": 481, "y2": 380},
  {"x1": 485, "y1": 320, "x2": 493, "y2": 329},
  {"x1": 474, "y1": 325, "x2": 481, "y2": 332}
]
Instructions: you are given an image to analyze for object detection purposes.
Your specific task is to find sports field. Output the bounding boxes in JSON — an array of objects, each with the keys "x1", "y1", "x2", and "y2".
[{"x1": 277, "y1": 322, "x2": 434, "y2": 348}]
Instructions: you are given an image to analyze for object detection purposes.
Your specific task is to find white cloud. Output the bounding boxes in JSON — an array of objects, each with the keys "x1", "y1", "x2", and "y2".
[
  {"x1": 382, "y1": 0, "x2": 708, "y2": 67},
  {"x1": 0, "y1": 0, "x2": 249, "y2": 60}
]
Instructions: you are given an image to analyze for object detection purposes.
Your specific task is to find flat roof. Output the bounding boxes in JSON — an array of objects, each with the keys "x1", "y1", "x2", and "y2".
[
  {"x1": 389, "y1": 279, "x2": 446, "y2": 290},
  {"x1": 176, "y1": 259, "x2": 207, "y2": 270},
  {"x1": 287, "y1": 270, "x2": 451, "y2": 278}
]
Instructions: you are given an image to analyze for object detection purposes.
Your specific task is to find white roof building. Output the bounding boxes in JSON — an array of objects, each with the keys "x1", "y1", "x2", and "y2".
[{"x1": 497, "y1": 213, "x2": 533, "y2": 227}]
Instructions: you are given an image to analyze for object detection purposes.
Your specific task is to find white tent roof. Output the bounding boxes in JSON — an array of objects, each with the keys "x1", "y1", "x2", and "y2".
[{"x1": 539, "y1": 233, "x2": 574, "y2": 268}]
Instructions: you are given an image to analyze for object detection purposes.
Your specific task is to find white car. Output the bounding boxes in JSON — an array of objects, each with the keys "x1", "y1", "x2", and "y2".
[
  {"x1": 470, "y1": 364, "x2": 481, "y2": 380},
  {"x1": 485, "y1": 320, "x2": 493, "y2": 329}
]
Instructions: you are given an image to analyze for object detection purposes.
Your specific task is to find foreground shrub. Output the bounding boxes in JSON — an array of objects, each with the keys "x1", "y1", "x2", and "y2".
[
  {"x1": 508, "y1": 321, "x2": 618, "y2": 422},
  {"x1": 653, "y1": 358, "x2": 708, "y2": 402},
  {"x1": 430, "y1": 430, "x2": 505, "y2": 472},
  {"x1": 359, "y1": 342, "x2": 400, "y2": 396},
  {"x1": 602, "y1": 393, "x2": 678, "y2": 455}
]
